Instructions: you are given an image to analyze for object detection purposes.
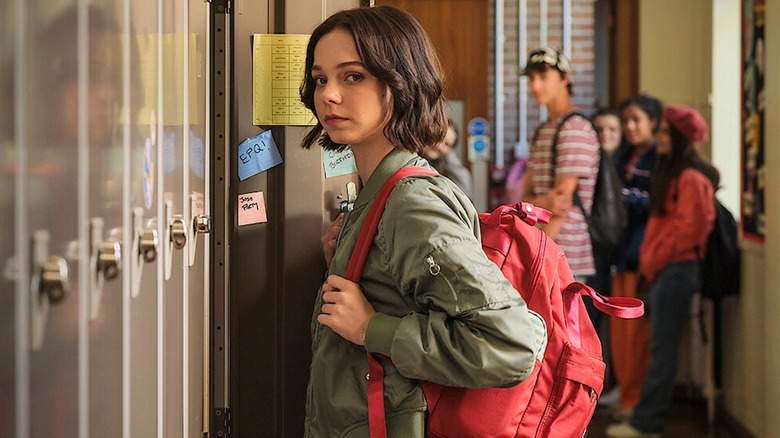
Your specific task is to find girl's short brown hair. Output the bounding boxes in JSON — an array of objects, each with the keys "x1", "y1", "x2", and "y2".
[{"x1": 299, "y1": 6, "x2": 447, "y2": 152}]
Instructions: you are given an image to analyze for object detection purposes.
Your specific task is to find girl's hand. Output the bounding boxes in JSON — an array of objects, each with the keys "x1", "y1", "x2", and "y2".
[
  {"x1": 318, "y1": 274, "x2": 376, "y2": 345},
  {"x1": 321, "y1": 214, "x2": 344, "y2": 268}
]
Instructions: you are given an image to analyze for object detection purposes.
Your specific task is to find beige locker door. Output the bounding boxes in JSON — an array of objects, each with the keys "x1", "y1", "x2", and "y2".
[
  {"x1": 158, "y1": 1, "x2": 209, "y2": 437},
  {"x1": 81, "y1": 3, "x2": 126, "y2": 437},
  {"x1": 1, "y1": 0, "x2": 18, "y2": 436},
  {"x1": 128, "y1": 0, "x2": 163, "y2": 436},
  {"x1": 23, "y1": 2, "x2": 83, "y2": 436},
  {"x1": 184, "y1": 3, "x2": 210, "y2": 437},
  {"x1": 159, "y1": 2, "x2": 187, "y2": 436}
]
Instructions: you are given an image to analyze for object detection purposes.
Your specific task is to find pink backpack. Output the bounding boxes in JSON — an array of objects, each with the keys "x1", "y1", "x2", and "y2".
[{"x1": 347, "y1": 167, "x2": 644, "y2": 438}]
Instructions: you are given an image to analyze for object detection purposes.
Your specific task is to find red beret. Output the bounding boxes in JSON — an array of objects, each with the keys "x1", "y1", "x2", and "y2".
[{"x1": 663, "y1": 104, "x2": 709, "y2": 143}]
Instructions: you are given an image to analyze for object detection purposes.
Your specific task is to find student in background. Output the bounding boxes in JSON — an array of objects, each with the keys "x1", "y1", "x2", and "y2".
[
  {"x1": 521, "y1": 46, "x2": 600, "y2": 281},
  {"x1": 587, "y1": 107, "x2": 625, "y2": 299},
  {"x1": 607, "y1": 104, "x2": 717, "y2": 438},
  {"x1": 586, "y1": 107, "x2": 625, "y2": 408},
  {"x1": 594, "y1": 108, "x2": 623, "y2": 156},
  {"x1": 419, "y1": 118, "x2": 474, "y2": 199},
  {"x1": 609, "y1": 94, "x2": 663, "y2": 421}
]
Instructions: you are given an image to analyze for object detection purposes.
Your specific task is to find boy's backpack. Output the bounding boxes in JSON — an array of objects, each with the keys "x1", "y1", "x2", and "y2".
[
  {"x1": 348, "y1": 166, "x2": 644, "y2": 438},
  {"x1": 548, "y1": 112, "x2": 628, "y2": 256},
  {"x1": 700, "y1": 199, "x2": 741, "y2": 301}
]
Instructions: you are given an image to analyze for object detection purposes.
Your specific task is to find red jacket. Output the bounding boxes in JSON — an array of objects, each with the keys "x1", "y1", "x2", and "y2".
[{"x1": 639, "y1": 168, "x2": 715, "y2": 282}]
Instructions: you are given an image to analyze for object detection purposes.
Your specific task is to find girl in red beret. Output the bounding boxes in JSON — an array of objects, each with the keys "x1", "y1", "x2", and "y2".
[{"x1": 606, "y1": 104, "x2": 718, "y2": 437}]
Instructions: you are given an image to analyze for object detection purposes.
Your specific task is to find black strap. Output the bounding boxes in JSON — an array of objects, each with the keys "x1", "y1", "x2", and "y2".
[{"x1": 548, "y1": 112, "x2": 593, "y2": 218}]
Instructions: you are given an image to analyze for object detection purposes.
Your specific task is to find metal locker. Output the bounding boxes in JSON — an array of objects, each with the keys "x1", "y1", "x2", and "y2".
[
  {"x1": 20, "y1": 2, "x2": 83, "y2": 437},
  {"x1": 128, "y1": 1, "x2": 164, "y2": 435},
  {"x1": 3, "y1": 0, "x2": 211, "y2": 436},
  {"x1": 1, "y1": 2, "x2": 18, "y2": 436}
]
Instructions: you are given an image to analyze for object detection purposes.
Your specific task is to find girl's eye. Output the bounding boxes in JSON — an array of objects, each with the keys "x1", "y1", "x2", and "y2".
[
  {"x1": 313, "y1": 77, "x2": 326, "y2": 86},
  {"x1": 346, "y1": 73, "x2": 363, "y2": 82}
]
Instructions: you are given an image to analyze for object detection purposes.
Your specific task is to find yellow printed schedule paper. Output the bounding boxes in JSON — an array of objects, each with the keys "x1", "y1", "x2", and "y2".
[{"x1": 253, "y1": 34, "x2": 315, "y2": 126}]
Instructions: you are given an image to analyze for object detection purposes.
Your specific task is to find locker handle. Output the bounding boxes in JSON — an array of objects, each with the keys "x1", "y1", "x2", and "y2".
[
  {"x1": 188, "y1": 193, "x2": 209, "y2": 267},
  {"x1": 194, "y1": 214, "x2": 211, "y2": 234},
  {"x1": 98, "y1": 240, "x2": 122, "y2": 281},
  {"x1": 339, "y1": 181, "x2": 358, "y2": 213},
  {"x1": 171, "y1": 216, "x2": 188, "y2": 250},
  {"x1": 130, "y1": 209, "x2": 158, "y2": 298},
  {"x1": 140, "y1": 227, "x2": 159, "y2": 263},
  {"x1": 30, "y1": 230, "x2": 69, "y2": 350},
  {"x1": 90, "y1": 218, "x2": 121, "y2": 320},
  {"x1": 41, "y1": 255, "x2": 70, "y2": 303}
]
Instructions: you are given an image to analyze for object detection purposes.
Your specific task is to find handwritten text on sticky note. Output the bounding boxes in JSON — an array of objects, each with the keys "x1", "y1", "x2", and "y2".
[
  {"x1": 238, "y1": 191, "x2": 268, "y2": 226},
  {"x1": 238, "y1": 130, "x2": 283, "y2": 181},
  {"x1": 323, "y1": 147, "x2": 357, "y2": 178}
]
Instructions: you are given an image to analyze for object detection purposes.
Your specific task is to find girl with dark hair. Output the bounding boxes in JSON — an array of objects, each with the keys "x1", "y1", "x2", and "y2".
[
  {"x1": 585, "y1": 106, "x2": 624, "y2": 409},
  {"x1": 593, "y1": 108, "x2": 623, "y2": 157},
  {"x1": 606, "y1": 105, "x2": 717, "y2": 437},
  {"x1": 609, "y1": 94, "x2": 663, "y2": 419},
  {"x1": 300, "y1": 7, "x2": 540, "y2": 437}
]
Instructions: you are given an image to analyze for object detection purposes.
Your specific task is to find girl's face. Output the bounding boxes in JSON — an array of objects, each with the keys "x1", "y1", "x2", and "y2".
[
  {"x1": 621, "y1": 104, "x2": 657, "y2": 147},
  {"x1": 656, "y1": 120, "x2": 671, "y2": 155},
  {"x1": 593, "y1": 114, "x2": 622, "y2": 154},
  {"x1": 311, "y1": 27, "x2": 393, "y2": 151}
]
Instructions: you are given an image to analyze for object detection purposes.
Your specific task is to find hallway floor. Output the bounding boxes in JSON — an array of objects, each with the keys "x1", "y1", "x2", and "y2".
[{"x1": 587, "y1": 394, "x2": 747, "y2": 438}]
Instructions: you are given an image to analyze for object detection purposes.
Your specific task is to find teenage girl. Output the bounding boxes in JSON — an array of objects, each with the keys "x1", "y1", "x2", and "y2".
[
  {"x1": 300, "y1": 7, "x2": 540, "y2": 436},
  {"x1": 609, "y1": 94, "x2": 663, "y2": 419}
]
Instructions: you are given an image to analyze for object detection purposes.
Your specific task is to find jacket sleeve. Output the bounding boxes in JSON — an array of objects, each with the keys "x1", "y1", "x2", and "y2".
[
  {"x1": 363, "y1": 178, "x2": 540, "y2": 388},
  {"x1": 639, "y1": 170, "x2": 715, "y2": 281}
]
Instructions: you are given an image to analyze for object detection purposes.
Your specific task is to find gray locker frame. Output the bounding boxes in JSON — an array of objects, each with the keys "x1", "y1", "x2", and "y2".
[{"x1": 209, "y1": 0, "x2": 231, "y2": 436}]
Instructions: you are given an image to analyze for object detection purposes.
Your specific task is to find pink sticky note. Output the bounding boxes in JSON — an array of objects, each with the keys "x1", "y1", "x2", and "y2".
[{"x1": 238, "y1": 191, "x2": 268, "y2": 226}]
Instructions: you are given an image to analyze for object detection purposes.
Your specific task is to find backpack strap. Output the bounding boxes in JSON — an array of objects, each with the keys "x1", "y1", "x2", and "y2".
[
  {"x1": 345, "y1": 165, "x2": 438, "y2": 438},
  {"x1": 569, "y1": 282, "x2": 645, "y2": 319},
  {"x1": 549, "y1": 112, "x2": 595, "y2": 217},
  {"x1": 345, "y1": 166, "x2": 439, "y2": 283}
]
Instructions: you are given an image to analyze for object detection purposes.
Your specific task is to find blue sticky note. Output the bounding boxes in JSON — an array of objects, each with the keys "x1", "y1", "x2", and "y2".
[
  {"x1": 323, "y1": 147, "x2": 357, "y2": 178},
  {"x1": 238, "y1": 130, "x2": 283, "y2": 181}
]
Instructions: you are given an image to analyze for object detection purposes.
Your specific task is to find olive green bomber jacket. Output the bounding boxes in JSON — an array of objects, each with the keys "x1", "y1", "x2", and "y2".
[{"x1": 304, "y1": 150, "x2": 541, "y2": 438}]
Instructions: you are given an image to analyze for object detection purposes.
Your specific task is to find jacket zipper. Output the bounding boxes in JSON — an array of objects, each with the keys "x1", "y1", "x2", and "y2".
[{"x1": 426, "y1": 255, "x2": 460, "y2": 313}]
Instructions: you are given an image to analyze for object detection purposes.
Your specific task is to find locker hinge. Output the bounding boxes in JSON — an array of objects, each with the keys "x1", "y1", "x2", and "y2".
[{"x1": 212, "y1": 407, "x2": 231, "y2": 437}]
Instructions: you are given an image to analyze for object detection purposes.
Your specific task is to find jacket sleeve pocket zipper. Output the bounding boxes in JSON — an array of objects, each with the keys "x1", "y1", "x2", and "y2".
[{"x1": 426, "y1": 255, "x2": 460, "y2": 313}]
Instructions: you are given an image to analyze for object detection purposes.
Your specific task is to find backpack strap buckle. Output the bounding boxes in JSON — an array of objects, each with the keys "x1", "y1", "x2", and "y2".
[{"x1": 516, "y1": 202, "x2": 552, "y2": 226}]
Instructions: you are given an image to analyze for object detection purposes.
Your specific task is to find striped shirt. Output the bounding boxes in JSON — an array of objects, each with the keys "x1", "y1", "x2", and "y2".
[{"x1": 528, "y1": 114, "x2": 600, "y2": 276}]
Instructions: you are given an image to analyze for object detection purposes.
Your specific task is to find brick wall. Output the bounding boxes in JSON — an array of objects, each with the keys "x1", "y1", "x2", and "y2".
[{"x1": 488, "y1": 0, "x2": 596, "y2": 169}]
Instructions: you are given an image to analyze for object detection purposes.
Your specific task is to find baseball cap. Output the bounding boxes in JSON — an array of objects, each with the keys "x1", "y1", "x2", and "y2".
[
  {"x1": 664, "y1": 104, "x2": 709, "y2": 143},
  {"x1": 522, "y1": 47, "x2": 572, "y2": 75}
]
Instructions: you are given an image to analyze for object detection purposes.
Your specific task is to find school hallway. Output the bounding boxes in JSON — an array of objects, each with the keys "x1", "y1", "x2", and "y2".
[
  {"x1": 588, "y1": 391, "x2": 748, "y2": 438},
  {"x1": 3, "y1": 0, "x2": 780, "y2": 437}
]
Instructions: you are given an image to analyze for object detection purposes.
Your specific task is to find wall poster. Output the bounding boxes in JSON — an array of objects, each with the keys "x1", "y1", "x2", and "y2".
[{"x1": 741, "y1": 0, "x2": 765, "y2": 242}]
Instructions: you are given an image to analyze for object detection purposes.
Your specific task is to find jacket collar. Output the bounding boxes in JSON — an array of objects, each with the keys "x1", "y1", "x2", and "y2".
[{"x1": 352, "y1": 149, "x2": 430, "y2": 212}]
